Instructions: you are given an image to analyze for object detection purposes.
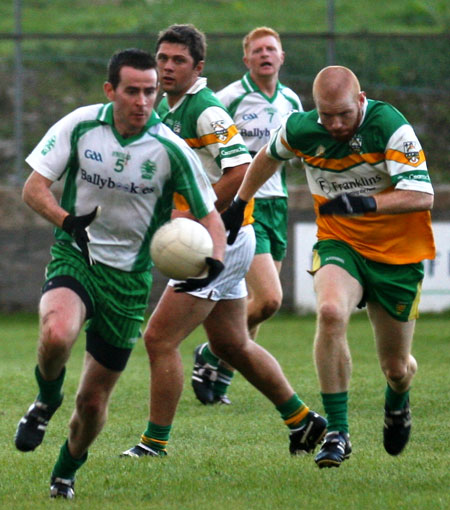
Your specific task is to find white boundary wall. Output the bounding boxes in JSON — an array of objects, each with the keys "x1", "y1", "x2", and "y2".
[{"x1": 293, "y1": 222, "x2": 450, "y2": 314}]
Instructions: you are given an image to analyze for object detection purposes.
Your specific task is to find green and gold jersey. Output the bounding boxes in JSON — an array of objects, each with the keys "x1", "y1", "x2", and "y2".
[
  {"x1": 157, "y1": 77, "x2": 251, "y2": 183},
  {"x1": 157, "y1": 77, "x2": 254, "y2": 226},
  {"x1": 26, "y1": 103, "x2": 216, "y2": 272},
  {"x1": 267, "y1": 99, "x2": 435, "y2": 264}
]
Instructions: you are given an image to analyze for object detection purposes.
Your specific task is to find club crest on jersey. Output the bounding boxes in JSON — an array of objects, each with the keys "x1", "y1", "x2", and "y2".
[
  {"x1": 172, "y1": 121, "x2": 182, "y2": 135},
  {"x1": 403, "y1": 141, "x2": 420, "y2": 164},
  {"x1": 141, "y1": 160, "x2": 156, "y2": 180},
  {"x1": 315, "y1": 145, "x2": 326, "y2": 157},
  {"x1": 210, "y1": 120, "x2": 228, "y2": 142},
  {"x1": 349, "y1": 135, "x2": 363, "y2": 153}
]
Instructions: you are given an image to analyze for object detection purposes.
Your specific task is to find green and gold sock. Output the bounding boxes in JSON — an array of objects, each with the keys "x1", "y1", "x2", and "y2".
[
  {"x1": 35, "y1": 365, "x2": 65, "y2": 408},
  {"x1": 141, "y1": 422, "x2": 171, "y2": 456},
  {"x1": 277, "y1": 394, "x2": 310, "y2": 429},
  {"x1": 51, "y1": 440, "x2": 87, "y2": 480},
  {"x1": 385, "y1": 384, "x2": 409, "y2": 411},
  {"x1": 321, "y1": 391, "x2": 349, "y2": 433}
]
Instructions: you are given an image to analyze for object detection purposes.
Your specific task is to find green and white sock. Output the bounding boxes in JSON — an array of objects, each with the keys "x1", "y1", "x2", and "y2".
[
  {"x1": 200, "y1": 343, "x2": 220, "y2": 368},
  {"x1": 213, "y1": 365, "x2": 234, "y2": 398}
]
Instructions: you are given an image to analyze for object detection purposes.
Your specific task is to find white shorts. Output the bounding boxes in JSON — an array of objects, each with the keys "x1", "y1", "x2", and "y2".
[{"x1": 168, "y1": 224, "x2": 255, "y2": 301}]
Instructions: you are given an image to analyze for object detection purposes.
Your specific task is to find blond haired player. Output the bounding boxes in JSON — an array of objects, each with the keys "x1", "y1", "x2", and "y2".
[{"x1": 222, "y1": 65, "x2": 435, "y2": 468}]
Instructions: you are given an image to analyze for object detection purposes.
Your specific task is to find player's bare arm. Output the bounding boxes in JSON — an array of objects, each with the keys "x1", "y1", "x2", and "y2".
[
  {"x1": 198, "y1": 209, "x2": 226, "y2": 262},
  {"x1": 213, "y1": 163, "x2": 249, "y2": 213},
  {"x1": 23, "y1": 169, "x2": 100, "y2": 265},
  {"x1": 373, "y1": 189, "x2": 433, "y2": 214},
  {"x1": 22, "y1": 170, "x2": 69, "y2": 227},
  {"x1": 238, "y1": 145, "x2": 280, "y2": 202},
  {"x1": 320, "y1": 189, "x2": 434, "y2": 217}
]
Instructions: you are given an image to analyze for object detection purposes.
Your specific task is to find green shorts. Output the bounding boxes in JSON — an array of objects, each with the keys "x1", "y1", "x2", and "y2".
[
  {"x1": 312, "y1": 239, "x2": 424, "y2": 322},
  {"x1": 252, "y1": 197, "x2": 288, "y2": 261},
  {"x1": 44, "y1": 242, "x2": 152, "y2": 350}
]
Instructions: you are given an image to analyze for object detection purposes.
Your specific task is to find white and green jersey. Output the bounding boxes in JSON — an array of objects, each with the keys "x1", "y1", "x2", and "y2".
[
  {"x1": 217, "y1": 72, "x2": 302, "y2": 198},
  {"x1": 267, "y1": 98, "x2": 435, "y2": 265},
  {"x1": 157, "y1": 77, "x2": 252, "y2": 184},
  {"x1": 26, "y1": 103, "x2": 216, "y2": 272}
]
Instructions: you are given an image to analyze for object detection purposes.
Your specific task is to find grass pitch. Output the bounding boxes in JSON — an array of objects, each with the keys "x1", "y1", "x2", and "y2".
[{"x1": 0, "y1": 311, "x2": 449, "y2": 509}]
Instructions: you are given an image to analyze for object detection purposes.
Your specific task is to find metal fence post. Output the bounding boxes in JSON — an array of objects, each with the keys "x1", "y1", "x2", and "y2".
[
  {"x1": 13, "y1": 0, "x2": 24, "y2": 184},
  {"x1": 327, "y1": 0, "x2": 336, "y2": 65}
]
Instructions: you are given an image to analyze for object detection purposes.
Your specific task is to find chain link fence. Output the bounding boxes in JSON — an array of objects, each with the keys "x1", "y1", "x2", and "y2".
[{"x1": 1, "y1": 32, "x2": 449, "y2": 185}]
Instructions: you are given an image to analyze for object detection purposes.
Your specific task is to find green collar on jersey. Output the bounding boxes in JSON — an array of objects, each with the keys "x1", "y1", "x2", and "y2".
[
  {"x1": 241, "y1": 72, "x2": 282, "y2": 103},
  {"x1": 97, "y1": 103, "x2": 161, "y2": 146}
]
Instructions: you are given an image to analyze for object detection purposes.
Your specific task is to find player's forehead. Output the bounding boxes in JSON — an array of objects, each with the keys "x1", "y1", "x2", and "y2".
[
  {"x1": 156, "y1": 42, "x2": 193, "y2": 60},
  {"x1": 247, "y1": 34, "x2": 281, "y2": 53},
  {"x1": 316, "y1": 90, "x2": 359, "y2": 114},
  {"x1": 118, "y1": 66, "x2": 158, "y2": 87}
]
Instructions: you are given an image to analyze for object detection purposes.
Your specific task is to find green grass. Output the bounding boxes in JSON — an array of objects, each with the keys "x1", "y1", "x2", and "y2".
[
  {"x1": 1, "y1": 0, "x2": 449, "y2": 34},
  {"x1": 0, "y1": 311, "x2": 449, "y2": 509}
]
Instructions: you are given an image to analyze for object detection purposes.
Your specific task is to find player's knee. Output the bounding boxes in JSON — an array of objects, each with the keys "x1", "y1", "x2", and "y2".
[
  {"x1": 249, "y1": 294, "x2": 282, "y2": 325},
  {"x1": 40, "y1": 318, "x2": 77, "y2": 356},
  {"x1": 383, "y1": 362, "x2": 409, "y2": 384},
  {"x1": 143, "y1": 327, "x2": 173, "y2": 360},
  {"x1": 317, "y1": 301, "x2": 346, "y2": 327},
  {"x1": 143, "y1": 329, "x2": 159, "y2": 356},
  {"x1": 260, "y1": 296, "x2": 282, "y2": 320},
  {"x1": 75, "y1": 390, "x2": 105, "y2": 419}
]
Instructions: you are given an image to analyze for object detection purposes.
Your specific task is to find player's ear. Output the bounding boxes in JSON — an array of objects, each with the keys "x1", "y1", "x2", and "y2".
[
  {"x1": 194, "y1": 60, "x2": 205, "y2": 77},
  {"x1": 358, "y1": 91, "x2": 366, "y2": 107},
  {"x1": 104, "y1": 81, "x2": 115, "y2": 101}
]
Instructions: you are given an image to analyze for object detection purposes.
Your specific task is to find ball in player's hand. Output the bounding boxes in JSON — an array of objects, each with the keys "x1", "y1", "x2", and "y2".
[{"x1": 150, "y1": 218, "x2": 213, "y2": 280}]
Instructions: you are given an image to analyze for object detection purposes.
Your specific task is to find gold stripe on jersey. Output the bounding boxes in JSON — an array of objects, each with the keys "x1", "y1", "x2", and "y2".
[
  {"x1": 185, "y1": 125, "x2": 239, "y2": 149},
  {"x1": 302, "y1": 152, "x2": 386, "y2": 171},
  {"x1": 385, "y1": 148, "x2": 426, "y2": 167},
  {"x1": 173, "y1": 192, "x2": 254, "y2": 226},
  {"x1": 280, "y1": 136, "x2": 385, "y2": 170},
  {"x1": 280, "y1": 136, "x2": 389, "y2": 171},
  {"x1": 313, "y1": 191, "x2": 435, "y2": 265},
  {"x1": 281, "y1": 139, "x2": 426, "y2": 173}
]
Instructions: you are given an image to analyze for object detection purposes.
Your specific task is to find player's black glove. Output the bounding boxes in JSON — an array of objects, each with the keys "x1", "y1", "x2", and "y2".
[
  {"x1": 319, "y1": 193, "x2": 377, "y2": 216},
  {"x1": 221, "y1": 196, "x2": 247, "y2": 245},
  {"x1": 174, "y1": 257, "x2": 225, "y2": 293},
  {"x1": 62, "y1": 206, "x2": 100, "y2": 266}
]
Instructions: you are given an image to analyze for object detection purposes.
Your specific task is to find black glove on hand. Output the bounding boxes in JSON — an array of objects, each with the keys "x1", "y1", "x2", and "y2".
[
  {"x1": 319, "y1": 194, "x2": 377, "y2": 216},
  {"x1": 221, "y1": 197, "x2": 247, "y2": 245},
  {"x1": 62, "y1": 206, "x2": 100, "y2": 265},
  {"x1": 174, "y1": 257, "x2": 225, "y2": 293}
]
